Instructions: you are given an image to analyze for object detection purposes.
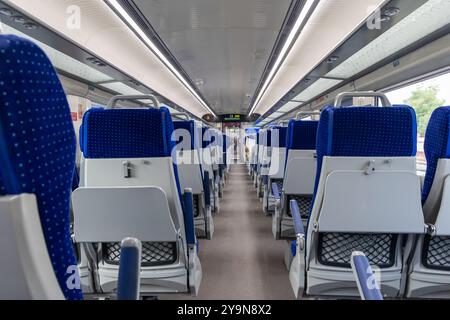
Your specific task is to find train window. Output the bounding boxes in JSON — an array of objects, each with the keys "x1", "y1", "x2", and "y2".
[{"x1": 385, "y1": 71, "x2": 450, "y2": 174}]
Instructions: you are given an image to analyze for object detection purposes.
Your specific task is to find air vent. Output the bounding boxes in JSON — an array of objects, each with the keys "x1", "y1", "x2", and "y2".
[
  {"x1": 0, "y1": 7, "x2": 40, "y2": 30},
  {"x1": 86, "y1": 57, "x2": 106, "y2": 67},
  {"x1": 129, "y1": 79, "x2": 141, "y2": 86}
]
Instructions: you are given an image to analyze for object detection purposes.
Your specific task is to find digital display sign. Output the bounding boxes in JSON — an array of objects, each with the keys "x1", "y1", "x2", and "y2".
[{"x1": 223, "y1": 114, "x2": 242, "y2": 122}]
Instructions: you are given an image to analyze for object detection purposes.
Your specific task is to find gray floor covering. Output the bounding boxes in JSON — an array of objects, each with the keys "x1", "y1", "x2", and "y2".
[{"x1": 163, "y1": 164, "x2": 295, "y2": 300}]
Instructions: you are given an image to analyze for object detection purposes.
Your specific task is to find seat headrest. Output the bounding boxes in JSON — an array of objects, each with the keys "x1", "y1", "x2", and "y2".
[
  {"x1": 317, "y1": 106, "x2": 417, "y2": 159},
  {"x1": 422, "y1": 106, "x2": 450, "y2": 203},
  {"x1": 173, "y1": 120, "x2": 196, "y2": 150},
  {"x1": 81, "y1": 107, "x2": 175, "y2": 159},
  {"x1": 201, "y1": 127, "x2": 213, "y2": 149},
  {"x1": 0, "y1": 35, "x2": 82, "y2": 300},
  {"x1": 260, "y1": 130, "x2": 272, "y2": 147},
  {"x1": 270, "y1": 126, "x2": 287, "y2": 148},
  {"x1": 287, "y1": 119, "x2": 319, "y2": 151}
]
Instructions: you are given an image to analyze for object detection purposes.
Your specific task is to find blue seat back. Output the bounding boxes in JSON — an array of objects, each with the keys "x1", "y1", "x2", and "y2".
[
  {"x1": 285, "y1": 119, "x2": 319, "y2": 173},
  {"x1": 422, "y1": 106, "x2": 450, "y2": 204},
  {"x1": 81, "y1": 107, "x2": 175, "y2": 159},
  {"x1": 314, "y1": 105, "x2": 417, "y2": 198},
  {"x1": 271, "y1": 126, "x2": 287, "y2": 148},
  {"x1": 174, "y1": 120, "x2": 197, "y2": 151},
  {"x1": 286, "y1": 119, "x2": 319, "y2": 152},
  {"x1": 0, "y1": 35, "x2": 82, "y2": 300},
  {"x1": 80, "y1": 106, "x2": 184, "y2": 209}
]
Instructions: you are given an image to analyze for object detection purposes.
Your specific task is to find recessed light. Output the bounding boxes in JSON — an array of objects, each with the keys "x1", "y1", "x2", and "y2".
[
  {"x1": 23, "y1": 22, "x2": 38, "y2": 30},
  {"x1": 86, "y1": 57, "x2": 106, "y2": 67},
  {"x1": 327, "y1": 55, "x2": 339, "y2": 64},
  {"x1": 383, "y1": 7, "x2": 400, "y2": 17},
  {"x1": 195, "y1": 78, "x2": 204, "y2": 88},
  {"x1": 12, "y1": 15, "x2": 27, "y2": 24}
]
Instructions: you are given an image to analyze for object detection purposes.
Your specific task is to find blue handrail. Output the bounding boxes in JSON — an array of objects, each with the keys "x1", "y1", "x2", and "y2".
[
  {"x1": 117, "y1": 238, "x2": 142, "y2": 300},
  {"x1": 290, "y1": 200, "x2": 305, "y2": 236},
  {"x1": 351, "y1": 252, "x2": 384, "y2": 301},
  {"x1": 272, "y1": 182, "x2": 281, "y2": 201},
  {"x1": 203, "y1": 171, "x2": 211, "y2": 206},
  {"x1": 183, "y1": 189, "x2": 197, "y2": 245}
]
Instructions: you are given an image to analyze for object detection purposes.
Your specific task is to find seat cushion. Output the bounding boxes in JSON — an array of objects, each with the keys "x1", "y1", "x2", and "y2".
[
  {"x1": 422, "y1": 106, "x2": 450, "y2": 203},
  {"x1": 0, "y1": 35, "x2": 82, "y2": 300}
]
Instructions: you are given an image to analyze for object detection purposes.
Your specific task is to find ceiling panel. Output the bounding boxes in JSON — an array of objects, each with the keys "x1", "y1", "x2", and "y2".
[
  {"x1": 1, "y1": 24, "x2": 113, "y2": 83},
  {"x1": 133, "y1": 0, "x2": 292, "y2": 115}
]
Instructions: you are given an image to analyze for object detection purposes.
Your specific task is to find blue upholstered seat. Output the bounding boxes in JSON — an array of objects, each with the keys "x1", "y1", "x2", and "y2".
[
  {"x1": 314, "y1": 105, "x2": 417, "y2": 198},
  {"x1": 286, "y1": 119, "x2": 319, "y2": 151},
  {"x1": 292, "y1": 106, "x2": 418, "y2": 259},
  {"x1": 284, "y1": 120, "x2": 319, "y2": 174},
  {"x1": 80, "y1": 107, "x2": 183, "y2": 200},
  {"x1": 174, "y1": 120, "x2": 197, "y2": 151},
  {"x1": 0, "y1": 35, "x2": 83, "y2": 300},
  {"x1": 271, "y1": 126, "x2": 287, "y2": 148},
  {"x1": 422, "y1": 106, "x2": 450, "y2": 204}
]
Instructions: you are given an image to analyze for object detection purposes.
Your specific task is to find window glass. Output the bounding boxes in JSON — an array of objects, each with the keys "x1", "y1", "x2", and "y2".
[{"x1": 386, "y1": 72, "x2": 450, "y2": 173}]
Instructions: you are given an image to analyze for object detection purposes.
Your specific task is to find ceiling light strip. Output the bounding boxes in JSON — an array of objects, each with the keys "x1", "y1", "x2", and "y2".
[
  {"x1": 105, "y1": 0, "x2": 217, "y2": 117},
  {"x1": 249, "y1": 0, "x2": 317, "y2": 116}
]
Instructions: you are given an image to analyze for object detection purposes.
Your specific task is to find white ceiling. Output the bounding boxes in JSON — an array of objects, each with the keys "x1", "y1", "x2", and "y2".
[
  {"x1": 252, "y1": 0, "x2": 387, "y2": 116},
  {"x1": 133, "y1": 0, "x2": 292, "y2": 115},
  {"x1": 5, "y1": 0, "x2": 213, "y2": 118}
]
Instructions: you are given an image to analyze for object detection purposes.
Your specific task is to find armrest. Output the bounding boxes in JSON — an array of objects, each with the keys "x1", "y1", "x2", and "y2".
[
  {"x1": 290, "y1": 200, "x2": 305, "y2": 236},
  {"x1": 183, "y1": 188, "x2": 196, "y2": 246},
  {"x1": 351, "y1": 252, "x2": 383, "y2": 301},
  {"x1": 203, "y1": 171, "x2": 211, "y2": 206},
  {"x1": 117, "y1": 238, "x2": 142, "y2": 300},
  {"x1": 272, "y1": 182, "x2": 281, "y2": 201}
]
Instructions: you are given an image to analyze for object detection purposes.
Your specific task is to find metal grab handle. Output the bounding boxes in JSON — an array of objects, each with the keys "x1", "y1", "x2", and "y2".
[
  {"x1": 172, "y1": 113, "x2": 191, "y2": 120},
  {"x1": 107, "y1": 95, "x2": 160, "y2": 109},
  {"x1": 296, "y1": 111, "x2": 322, "y2": 119},
  {"x1": 334, "y1": 91, "x2": 392, "y2": 108}
]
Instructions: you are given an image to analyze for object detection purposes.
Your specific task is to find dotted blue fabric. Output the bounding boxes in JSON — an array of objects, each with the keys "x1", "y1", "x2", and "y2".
[
  {"x1": 80, "y1": 106, "x2": 183, "y2": 196},
  {"x1": 174, "y1": 120, "x2": 196, "y2": 150},
  {"x1": 81, "y1": 107, "x2": 174, "y2": 158},
  {"x1": 314, "y1": 105, "x2": 417, "y2": 199},
  {"x1": 422, "y1": 106, "x2": 450, "y2": 203},
  {"x1": 286, "y1": 119, "x2": 319, "y2": 151},
  {"x1": 0, "y1": 35, "x2": 83, "y2": 300}
]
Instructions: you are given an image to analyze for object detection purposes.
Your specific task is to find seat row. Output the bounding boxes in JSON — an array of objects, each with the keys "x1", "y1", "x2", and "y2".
[
  {"x1": 0, "y1": 35, "x2": 232, "y2": 299},
  {"x1": 248, "y1": 92, "x2": 450, "y2": 299}
]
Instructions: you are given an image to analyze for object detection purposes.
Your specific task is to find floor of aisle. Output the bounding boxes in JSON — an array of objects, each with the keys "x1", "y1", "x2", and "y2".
[{"x1": 164, "y1": 164, "x2": 295, "y2": 300}]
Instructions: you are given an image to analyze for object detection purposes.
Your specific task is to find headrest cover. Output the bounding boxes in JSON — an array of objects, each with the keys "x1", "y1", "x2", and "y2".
[
  {"x1": 0, "y1": 35, "x2": 82, "y2": 300},
  {"x1": 81, "y1": 107, "x2": 174, "y2": 158},
  {"x1": 422, "y1": 106, "x2": 450, "y2": 203},
  {"x1": 173, "y1": 120, "x2": 196, "y2": 150},
  {"x1": 287, "y1": 119, "x2": 319, "y2": 151}
]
